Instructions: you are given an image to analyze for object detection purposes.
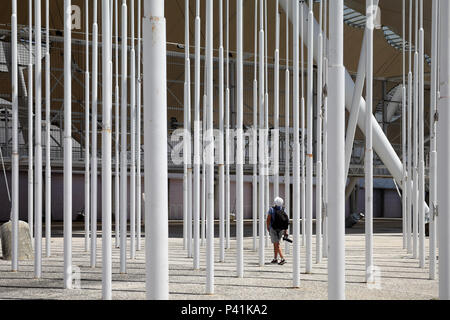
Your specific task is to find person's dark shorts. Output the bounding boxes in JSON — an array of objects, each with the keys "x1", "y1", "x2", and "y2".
[{"x1": 269, "y1": 228, "x2": 283, "y2": 244}]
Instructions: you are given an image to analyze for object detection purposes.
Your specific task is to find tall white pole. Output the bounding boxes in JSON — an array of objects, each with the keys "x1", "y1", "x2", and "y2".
[
  {"x1": 300, "y1": 5, "x2": 306, "y2": 247},
  {"x1": 184, "y1": 0, "x2": 192, "y2": 259},
  {"x1": 225, "y1": 0, "x2": 231, "y2": 250},
  {"x1": 429, "y1": 0, "x2": 438, "y2": 280},
  {"x1": 45, "y1": 0, "x2": 51, "y2": 258},
  {"x1": 236, "y1": 0, "x2": 244, "y2": 278},
  {"x1": 129, "y1": 0, "x2": 136, "y2": 261},
  {"x1": 91, "y1": 0, "x2": 99, "y2": 268},
  {"x1": 63, "y1": 0, "x2": 73, "y2": 289},
  {"x1": 284, "y1": 0, "x2": 290, "y2": 255},
  {"x1": 143, "y1": 0, "x2": 169, "y2": 300},
  {"x1": 84, "y1": 0, "x2": 90, "y2": 253},
  {"x1": 252, "y1": 0, "x2": 258, "y2": 252},
  {"x1": 402, "y1": 0, "x2": 407, "y2": 250},
  {"x1": 193, "y1": 0, "x2": 201, "y2": 269},
  {"x1": 292, "y1": 0, "x2": 301, "y2": 288},
  {"x1": 328, "y1": 0, "x2": 346, "y2": 300},
  {"x1": 418, "y1": 0, "x2": 425, "y2": 269},
  {"x1": 406, "y1": 0, "x2": 413, "y2": 254},
  {"x1": 115, "y1": 0, "x2": 121, "y2": 249},
  {"x1": 11, "y1": 0, "x2": 19, "y2": 272},
  {"x1": 219, "y1": 0, "x2": 225, "y2": 263},
  {"x1": 274, "y1": 0, "x2": 280, "y2": 200},
  {"x1": 322, "y1": 0, "x2": 328, "y2": 259},
  {"x1": 136, "y1": 0, "x2": 142, "y2": 252},
  {"x1": 182, "y1": 0, "x2": 188, "y2": 252},
  {"x1": 120, "y1": 0, "x2": 128, "y2": 274},
  {"x1": 305, "y1": 0, "x2": 313, "y2": 274},
  {"x1": 412, "y1": 0, "x2": 419, "y2": 260},
  {"x1": 28, "y1": 0, "x2": 34, "y2": 242},
  {"x1": 206, "y1": 0, "x2": 215, "y2": 294},
  {"x1": 437, "y1": 0, "x2": 450, "y2": 299},
  {"x1": 102, "y1": 0, "x2": 113, "y2": 300},
  {"x1": 315, "y1": 0, "x2": 323, "y2": 264},
  {"x1": 34, "y1": 0, "x2": 43, "y2": 279},
  {"x1": 258, "y1": 0, "x2": 266, "y2": 266},
  {"x1": 365, "y1": 0, "x2": 374, "y2": 284}
]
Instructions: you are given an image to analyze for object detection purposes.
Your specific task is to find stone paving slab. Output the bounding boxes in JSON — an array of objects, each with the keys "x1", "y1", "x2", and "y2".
[{"x1": 0, "y1": 233, "x2": 438, "y2": 300}]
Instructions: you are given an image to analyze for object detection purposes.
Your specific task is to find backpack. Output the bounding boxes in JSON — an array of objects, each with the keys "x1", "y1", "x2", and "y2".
[{"x1": 271, "y1": 206, "x2": 289, "y2": 231}]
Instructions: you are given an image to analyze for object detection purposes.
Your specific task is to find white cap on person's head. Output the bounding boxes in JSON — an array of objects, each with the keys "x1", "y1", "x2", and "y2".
[{"x1": 274, "y1": 197, "x2": 284, "y2": 207}]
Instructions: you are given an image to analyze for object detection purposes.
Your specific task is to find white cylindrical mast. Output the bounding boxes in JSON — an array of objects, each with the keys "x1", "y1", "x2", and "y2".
[
  {"x1": 322, "y1": 0, "x2": 329, "y2": 259},
  {"x1": 437, "y1": 0, "x2": 450, "y2": 300},
  {"x1": 406, "y1": 0, "x2": 413, "y2": 254},
  {"x1": 130, "y1": 0, "x2": 136, "y2": 261},
  {"x1": 365, "y1": 0, "x2": 374, "y2": 284},
  {"x1": 205, "y1": 0, "x2": 215, "y2": 294},
  {"x1": 136, "y1": 0, "x2": 142, "y2": 251},
  {"x1": 34, "y1": 0, "x2": 43, "y2": 279},
  {"x1": 91, "y1": 0, "x2": 99, "y2": 268},
  {"x1": 328, "y1": 0, "x2": 346, "y2": 300},
  {"x1": 315, "y1": 0, "x2": 323, "y2": 264},
  {"x1": 412, "y1": 0, "x2": 419, "y2": 260},
  {"x1": 305, "y1": 0, "x2": 313, "y2": 274},
  {"x1": 225, "y1": 0, "x2": 231, "y2": 250},
  {"x1": 28, "y1": 0, "x2": 34, "y2": 242},
  {"x1": 274, "y1": 0, "x2": 280, "y2": 200},
  {"x1": 120, "y1": 0, "x2": 128, "y2": 274},
  {"x1": 252, "y1": 0, "x2": 258, "y2": 252},
  {"x1": 219, "y1": 0, "x2": 226, "y2": 263},
  {"x1": 143, "y1": 0, "x2": 169, "y2": 300},
  {"x1": 236, "y1": 0, "x2": 244, "y2": 278},
  {"x1": 401, "y1": 0, "x2": 407, "y2": 250},
  {"x1": 193, "y1": 0, "x2": 201, "y2": 269},
  {"x1": 11, "y1": 0, "x2": 19, "y2": 272},
  {"x1": 284, "y1": 0, "x2": 290, "y2": 255},
  {"x1": 45, "y1": 0, "x2": 51, "y2": 258},
  {"x1": 292, "y1": 0, "x2": 301, "y2": 288},
  {"x1": 418, "y1": 0, "x2": 425, "y2": 269},
  {"x1": 63, "y1": 0, "x2": 73, "y2": 289},
  {"x1": 114, "y1": 0, "x2": 121, "y2": 249},
  {"x1": 429, "y1": 0, "x2": 438, "y2": 280},
  {"x1": 101, "y1": 0, "x2": 113, "y2": 300},
  {"x1": 258, "y1": 0, "x2": 266, "y2": 266},
  {"x1": 84, "y1": 0, "x2": 90, "y2": 254}
]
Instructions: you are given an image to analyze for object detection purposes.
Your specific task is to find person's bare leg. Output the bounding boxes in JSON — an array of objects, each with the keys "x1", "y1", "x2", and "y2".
[
  {"x1": 278, "y1": 243, "x2": 284, "y2": 260},
  {"x1": 274, "y1": 243, "x2": 278, "y2": 259}
]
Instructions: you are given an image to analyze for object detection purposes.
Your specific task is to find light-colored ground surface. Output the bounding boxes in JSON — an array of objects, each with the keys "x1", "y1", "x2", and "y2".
[{"x1": 0, "y1": 232, "x2": 438, "y2": 300}]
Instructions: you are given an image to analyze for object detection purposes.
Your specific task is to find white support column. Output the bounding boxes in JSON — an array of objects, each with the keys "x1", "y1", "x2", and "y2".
[
  {"x1": 11, "y1": 0, "x2": 19, "y2": 272},
  {"x1": 322, "y1": 0, "x2": 328, "y2": 259},
  {"x1": 225, "y1": 0, "x2": 231, "y2": 250},
  {"x1": 300, "y1": 5, "x2": 306, "y2": 247},
  {"x1": 120, "y1": 0, "x2": 128, "y2": 274},
  {"x1": 305, "y1": 0, "x2": 313, "y2": 275},
  {"x1": 429, "y1": 0, "x2": 438, "y2": 280},
  {"x1": 219, "y1": 0, "x2": 225, "y2": 263},
  {"x1": 143, "y1": 0, "x2": 169, "y2": 300},
  {"x1": 258, "y1": 0, "x2": 266, "y2": 267},
  {"x1": 406, "y1": 0, "x2": 413, "y2": 254},
  {"x1": 136, "y1": 0, "x2": 142, "y2": 252},
  {"x1": 292, "y1": 0, "x2": 301, "y2": 288},
  {"x1": 63, "y1": 0, "x2": 73, "y2": 290},
  {"x1": 84, "y1": 0, "x2": 90, "y2": 254},
  {"x1": 45, "y1": 0, "x2": 51, "y2": 258},
  {"x1": 91, "y1": 0, "x2": 99, "y2": 268},
  {"x1": 252, "y1": 0, "x2": 258, "y2": 253},
  {"x1": 365, "y1": 0, "x2": 374, "y2": 284},
  {"x1": 236, "y1": 0, "x2": 244, "y2": 278},
  {"x1": 101, "y1": 0, "x2": 113, "y2": 300},
  {"x1": 274, "y1": 0, "x2": 280, "y2": 200},
  {"x1": 328, "y1": 0, "x2": 346, "y2": 300},
  {"x1": 205, "y1": 0, "x2": 215, "y2": 293},
  {"x1": 193, "y1": 0, "x2": 201, "y2": 269},
  {"x1": 401, "y1": 0, "x2": 407, "y2": 250},
  {"x1": 418, "y1": 0, "x2": 425, "y2": 269},
  {"x1": 114, "y1": 0, "x2": 121, "y2": 249},
  {"x1": 28, "y1": 0, "x2": 34, "y2": 242},
  {"x1": 437, "y1": 0, "x2": 450, "y2": 299},
  {"x1": 130, "y1": 0, "x2": 136, "y2": 261},
  {"x1": 284, "y1": 0, "x2": 290, "y2": 255},
  {"x1": 315, "y1": 0, "x2": 323, "y2": 264},
  {"x1": 34, "y1": 0, "x2": 43, "y2": 279}
]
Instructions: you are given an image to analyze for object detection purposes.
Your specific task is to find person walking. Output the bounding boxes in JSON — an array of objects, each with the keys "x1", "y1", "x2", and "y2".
[{"x1": 266, "y1": 197, "x2": 289, "y2": 265}]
